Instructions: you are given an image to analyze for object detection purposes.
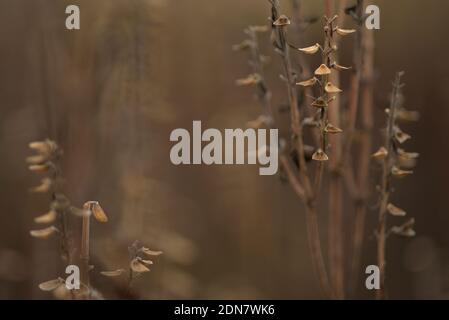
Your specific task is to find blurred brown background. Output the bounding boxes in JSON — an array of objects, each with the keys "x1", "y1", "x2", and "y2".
[{"x1": 0, "y1": 0, "x2": 448, "y2": 299}]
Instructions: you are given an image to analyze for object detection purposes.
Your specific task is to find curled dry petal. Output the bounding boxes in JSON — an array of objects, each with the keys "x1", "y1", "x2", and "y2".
[
  {"x1": 332, "y1": 63, "x2": 351, "y2": 71},
  {"x1": 336, "y1": 28, "x2": 356, "y2": 36},
  {"x1": 314, "y1": 64, "x2": 331, "y2": 75},
  {"x1": 391, "y1": 166, "x2": 413, "y2": 178},
  {"x1": 100, "y1": 269, "x2": 126, "y2": 277},
  {"x1": 141, "y1": 247, "x2": 164, "y2": 256},
  {"x1": 312, "y1": 149, "x2": 329, "y2": 162},
  {"x1": 372, "y1": 147, "x2": 388, "y2": 160},
  {"x1": 296, "y1": 77, "x2": 318, "y2": 87},
  {"x1": 34, "y1": 210, "x2": 57, "y2": 224},
  {"x1": 30, "y1": 226, "x2": 58, "y2": 239},
  {"x1": 273, "y1": 15, "x2": 291, "y2": 26},
  {"x1": 38, "y1": 278, "x2": 64, "y2": 291},
  {"x1": 325, "y1": 82, "x2": 342, "y2": 93},
  {"x1": 298, "y1": 43, "x2": 320, "y2": 54},
  {"x1": 324, "y1": 124, "x2": 343, "y2": 134},
  {"x1": 387, "y1": 203, "x2": 406, "y2": 217},
  {"x1": 130, "y1": 258, "x2": 150, "y2": 273}
]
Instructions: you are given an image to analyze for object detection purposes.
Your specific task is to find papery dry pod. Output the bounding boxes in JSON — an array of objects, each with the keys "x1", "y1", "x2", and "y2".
[
  {"x1": 397, "y1": 149, "x2": 419, "y2": 160},
  {"x1": 236, "y1": 74, "x2": 261, "y2": 86},
  {"x1": 29, "y1": 140, "x2": 57, "y2": 155},
  {"x1": 84, "y1": 201, "x2": 108, "y2": 223},
  {"x1": 232, "y1": 40, "x2": 253, "y2": 51},
  {"x1": 302, "y1": 117, "x2": 317, "y2": 127},
  {"x1": 314, "y1": 64, "x2": 331, "y2": 76},
  {"x1": 296, "y1": 77, "x2": 318, "y2": 87},
  {"x1": 138, "y1": 258, "x2": 154, "y2": 266},
  {"x1": 391, "y1": 218, "x2": 416, "y2": 238},
  {"x1": 325, "y1": 82, "x2": 342, "y2": 93},
  {"x1": 298, "y1": 43, "x2": 320, "y2": 55},
  {"x1": 372, "y1": 147, "x2": 388, "y2": 160},
  {"x1": 30, "y1": 226, "x2": 58, "y2": 239},
  {"x1": 311, "y1": 97, "x2": 327, "y2": 108},
  {"x1": 246, "y1": 115, "x2": 273, "y2": 129},
  {"x1": 34, "y1": 210, "x2": 57, "y2": 224},
  {"x1": 391, "y1": 166, "x2": 413, "y2": 178},
  {"x1": 30, "y1": 178, "x2": 52, "y2": 193},
  {"x1": 141, "y1": 247, "x2": 164, "y2": 256},
  {"x1": 387, "y1": 203, "x2": 406, "y2": 217},
  {"x1": 394, "y1": 128, "x2": 411, "y2": 144},
  {"x1": 336, "y1": 28, "x2": 356, "y2": 36},
  {"x1": 100, "y1": 269, "x2": 126, "y2": 277},
  {"x1": 273, "y1": 15, "x2": 291, "y2": 26},
  {"x1": 38, "y1": 277, "x2": 65, "y2": 291},
  {"x1": 26, "y1": 154, "x2": 48, "y2": 165},
  {"x1": 331, "y1": 63, "x2": 351, "y2": 71},
  {"x1": 312, "y1": 149, "x2": 329, "y2": 162},
  {"x1": 130, "y1": 258, "x2": 150, "y2": 273},
  {"x1": 324, "y1": 124, "x2": 343, "y2": 134},
  {"x1": 28, "y1": 163, "x2": 50, "y2": 173}
]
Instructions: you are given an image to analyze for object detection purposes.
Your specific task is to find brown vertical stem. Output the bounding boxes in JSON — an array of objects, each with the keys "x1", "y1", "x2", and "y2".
[{"x1": 80, "y1": 208, "x2": 91, "y2": 293}]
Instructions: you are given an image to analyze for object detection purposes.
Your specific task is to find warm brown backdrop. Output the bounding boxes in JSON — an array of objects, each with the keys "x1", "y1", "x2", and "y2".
[{"x1": 0, "y1": 0, "x2": 448, "y2": 299}]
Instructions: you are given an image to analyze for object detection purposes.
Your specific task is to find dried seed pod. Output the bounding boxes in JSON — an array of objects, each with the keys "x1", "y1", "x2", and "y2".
[
  {"x1": 336, "y1": 28, "x2": 356, "y2": 36},
  {"x1": 138, "y1": 258, "x2": 154, "y2": 266},
  {"x1": 249, "y1": 25, "x2": 269, "y2": 33},
  {"x1": 236, "y1": 74, "x2": 261, "y2": 86},
  {"x1": 130, "y1": 258, "x2": 150, "y2": 273},
  {"x1": 332, "y1": 63, "x2": 351, "y2": 71},
  {"x1": 92, "y1": 202, "x2": 108, "y2": 223},
  {"x1": 298, "y1": 43, "x2": 320, "y2": 54},
  {"x1": 397, "y1": 149, "x2": 419, "y2": 160},
  {"x1": 311, "y1": 97, "x2": 328, "y2": 108},
  {"x1": 296, "y1": 77, "x2": 318, "y2": 87},
  {"x1": 324, "y1": 124, "x2": 343, "y2": 134},
  {"x1": 372, "y1": 147, "x2": 388, "y2": 160},
  {"x1": 30, "y1": 226, "x2": 58, "y2": 239},
  {"x1": 100, "y1": 269, "x2": 126, "y2": 277},
  {"x1": 302, "y1": 117, "x2": 317, "y2": 127},
  {"x1": 141, "y1": 247, "x2": 164, "y2": 256},
  {"x1": 26, "y1": 154, "x2": 48, "y2": 165},
  {"x1": 387, "y1": 203, "x2": 406, "y2": 217},
  {"x1": 325, "y1": 82, "x2": 342, "y2": 93},
  {"x1": 394, "y1": 128, "x2": 411, "y2": 144},
  {"x1": 28, "y1": 164, "x2": 50, "y2": 173},
  {"x1": 312, "y1": 149, "x2": 329, "y2": 162},
  {"x1": 38, "y1": 278, "x2": 64, "y2": 291},
  {"x1": 30, "y1": 178, "x2": 52, "y2": 193},
  {"x1": 397, "y1": 110, "x2": 420, "y2": 122},
  {"x1": 391, "y1": 218, "x2": 416, "y2": 238},
  {"x1": 273, "y1": 15, "x2": 291, "y2": 26},
  {"x1": 34, "y1": 210, "x2": 57, "y2": 224},
  {"x1": 314, "y1": 64, "x2": 331, "y2": 75},
  {"x1": 391, "y1": 166, "x2": 413, "y2": 178}
]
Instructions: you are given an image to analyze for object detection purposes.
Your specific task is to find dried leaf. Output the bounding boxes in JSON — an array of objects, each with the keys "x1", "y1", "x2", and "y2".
[
  {"x1": 397, "y1": 110, "x2": 420, "y2": 122},
  {"x1": 130, "y1": 258, "x2": 150, "y2": 273},
  {"x1": 296, "y1": 77, "x2": 318, "y2": 87},
  {"x1": 387, "y1": 203, "x2": 406, "y2": 217},
  {"x1": 100, "y1": 269, "x2": 126, "y2": 277},
  {"x1": 30, "y1": 178, "x2": 52, "y2": 193},
  {"x1": 28, "y1": 164, "x2": 50, "y2": 173},
  {"x1": 298, "y1": 43, "x2": 320, "y2": 54},
  {"x1": 332, "y1": 63, "x2": 351, "y2": 71},
  {"x1": 38, "y1": 278, "x2": 64, "y2": 291},
  {"x1": 314, "y1": 64, "x2": 331, "y2": 76},
  {"x1": 312, "y1": 149, "x2": 329, "y2": 162},
  {"x1": 30, "y1": 226, "x2": 58, "y2": 239},
  {"x1": 26, "y1": 154, "x2": 48, "y2": 165},
  {"x1": 34, "y1": 210, "x2": 57, "y2": 224}
]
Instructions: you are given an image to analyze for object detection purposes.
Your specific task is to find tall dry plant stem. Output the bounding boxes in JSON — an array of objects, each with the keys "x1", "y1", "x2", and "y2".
[
  {"x1": 269, "y1": 0, "x2": 332, "y2": 298},
  {"x1": 81, "y1": 204, "x2": 91, "y2": 291}
]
